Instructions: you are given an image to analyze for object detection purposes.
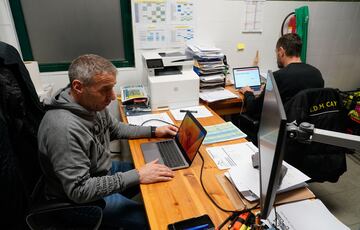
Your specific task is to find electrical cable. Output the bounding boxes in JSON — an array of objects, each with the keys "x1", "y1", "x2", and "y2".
[
  {"x1": 140, "y1": 119, "x2": 179, "y2": 128},
  {"x1": 197, "y1": 151, "x2": 260, "y2": 214}
]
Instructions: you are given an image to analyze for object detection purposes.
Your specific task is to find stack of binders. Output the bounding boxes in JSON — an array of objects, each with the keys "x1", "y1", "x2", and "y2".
[{"x1": 186, "y1": 44, "x2": 227, "y2": 90}]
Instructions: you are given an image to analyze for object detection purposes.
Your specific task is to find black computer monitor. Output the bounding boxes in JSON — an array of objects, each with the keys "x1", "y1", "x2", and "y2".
[{"x1": 258, "y1": 70, "x2": 288, "y2": 219}]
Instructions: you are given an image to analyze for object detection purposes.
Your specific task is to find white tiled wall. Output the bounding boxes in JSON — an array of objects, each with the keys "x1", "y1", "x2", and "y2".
[{"x1": 1, "y1": 0, "x2": 359, "y2": 92}]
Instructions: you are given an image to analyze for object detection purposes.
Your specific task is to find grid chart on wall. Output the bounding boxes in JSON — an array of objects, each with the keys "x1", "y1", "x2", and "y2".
[{"x1": 133, "y1": 0, "x2": 195, "y2": 49}]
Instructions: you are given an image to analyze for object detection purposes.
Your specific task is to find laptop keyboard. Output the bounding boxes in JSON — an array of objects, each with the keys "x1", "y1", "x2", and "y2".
[{"x1": 156, "y1": 140, "x2": 186, "y2": 168}]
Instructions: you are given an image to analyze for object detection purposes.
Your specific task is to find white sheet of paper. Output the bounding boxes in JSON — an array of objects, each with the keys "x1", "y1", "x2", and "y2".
[
  {"x1": 199, "y1": 89, "x2": 238, "y2": 102},
  {"x1": 210, "y1": 143, "x2": 310, "y2": 200},
  {"x1": 228, "y1": 160, "x2": 310, "y2": 199},
  {"x1": 170, "y1": 105, "x2": 213, "y2": 120},
  {"x1": 265, "y1": 199, "x2": 350, "y2": 230},
  {"x1": 206, "y1": 142, "x2": 257, "y2": 169},
  {"x1": 126, "y1": 113, "x2": 174, "y2": 127}
]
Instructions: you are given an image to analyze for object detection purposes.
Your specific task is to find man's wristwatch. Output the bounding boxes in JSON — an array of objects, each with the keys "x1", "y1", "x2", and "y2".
[{"x1": 151, "y1": 126, "x2": 157, "y2": 138}]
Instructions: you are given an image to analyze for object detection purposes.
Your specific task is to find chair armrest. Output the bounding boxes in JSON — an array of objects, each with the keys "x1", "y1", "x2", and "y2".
[
  {"x1": 239, "y1": 113, "x2": 259, "y2": 126},
  {"x1": 26, "y1": 205, "x2": 103, "y2": 230},
  {"x1": 30, "y1": 198, "x2": 106, "y2": 214}
]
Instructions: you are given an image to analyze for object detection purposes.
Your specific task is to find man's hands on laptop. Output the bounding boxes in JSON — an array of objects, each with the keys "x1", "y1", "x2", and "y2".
[
  {"x1": 138, "y1": 159, "x2": 175, "y2": 183},
  {"x1": 238, "y1": 85, "x2": 265, "y2": 95},
  {"x1": 137, "y1": 125, "x2": 178, "y2": 184},
  {"x1": 155, "y1": 125, "x2": 178, "y2": 137},
  {"x1": 238, "y1": 86, "x2": 254, "y2": 94}
]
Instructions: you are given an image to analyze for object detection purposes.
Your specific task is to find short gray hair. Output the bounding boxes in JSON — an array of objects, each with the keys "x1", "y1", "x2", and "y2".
[{"x1": 68, "y1": 54, "x2": 117, "y2": 85}]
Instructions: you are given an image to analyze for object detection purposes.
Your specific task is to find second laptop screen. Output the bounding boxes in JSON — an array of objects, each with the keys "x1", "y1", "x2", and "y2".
[{"x1": 233, "y1": 67, "x2": 261, "y2": 89}]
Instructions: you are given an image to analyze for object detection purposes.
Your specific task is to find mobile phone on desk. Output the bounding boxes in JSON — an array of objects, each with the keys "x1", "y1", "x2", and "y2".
[{"x1": 167, "y1": 214, "x2": 215, "y2": 230}]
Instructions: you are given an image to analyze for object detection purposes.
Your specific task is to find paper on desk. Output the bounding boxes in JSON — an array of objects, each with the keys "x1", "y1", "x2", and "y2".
[
  {"x1": 170, "y1": 105, "x2": 213, "y2": 121},
  {"x1": 126, "y1": 113, "x2": 174, "y2": 127},
  {"x1": 228, "y1": 159, "x2": 310, "y2": 201},
  {"x1": 203, "y1": 122, "x2": 247, "y2": 144},
  {"x1": 199, "y1": 89, "x2": 238, "y2": 103},
  {"x1": 209, "y1": 143, "x2": 310, "y2": 201},
  {"x1": 206, "y1": 142, "x2": 258, "y2": 170},
  {"x1": 265, "y1": 199, "x2": 350, "y2": 230}
]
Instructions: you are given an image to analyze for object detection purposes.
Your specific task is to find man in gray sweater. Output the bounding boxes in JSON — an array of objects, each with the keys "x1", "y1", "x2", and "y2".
[{"x1": 38, "y1": 54, "x2": 178, "y2": 229}]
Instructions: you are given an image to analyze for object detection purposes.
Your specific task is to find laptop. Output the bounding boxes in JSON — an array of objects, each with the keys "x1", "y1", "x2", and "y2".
[
  {"x1": 233, "y1": 66, "x2": 262, "y2": 95},
  {"x1": 141, "y1": 112, "x2": 207, "y2": 170}
]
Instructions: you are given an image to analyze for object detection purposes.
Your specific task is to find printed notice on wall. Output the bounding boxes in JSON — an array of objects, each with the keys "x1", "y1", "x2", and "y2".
[
  {"x1": 136, "y1": 25, "x2": 168, "y2": 49},
  {"x1": 133, "y1": 0, "x2": 196, "y2": 49},
  {"x1": 134, "y1": 0, "x2": 167, "y2": 24},
  {"x1": 243, "y1": 0, "x2": 265, "y2": 33}
]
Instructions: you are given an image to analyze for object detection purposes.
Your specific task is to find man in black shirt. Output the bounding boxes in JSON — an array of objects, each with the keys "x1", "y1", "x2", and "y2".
[
  {"x1": 273, "y1": 33, "x2": 324, "y2": 103},
  {"x1": 239, "y1": 33, "x2": 324, "y2": 118},
  {"x1": 236, "y1": 34, "x2": 324, "y2": 144}
]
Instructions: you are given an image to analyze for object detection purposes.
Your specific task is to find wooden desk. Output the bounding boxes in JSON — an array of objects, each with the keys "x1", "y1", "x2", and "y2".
[
  {"x1": 118, "y1": 104, "x2": 247, "y2": 229},
  {"x1": 201, "y1": 85, "x2": 244, "y2": 117}
]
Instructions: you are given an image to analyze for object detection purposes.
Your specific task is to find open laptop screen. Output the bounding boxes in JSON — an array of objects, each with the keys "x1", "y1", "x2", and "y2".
[
  {"x1": 175, "y1": 112, "x2": 207, "y2": 162},
  {"x1": 233, "y1": 66, "x2": 261, "y2": 89}
]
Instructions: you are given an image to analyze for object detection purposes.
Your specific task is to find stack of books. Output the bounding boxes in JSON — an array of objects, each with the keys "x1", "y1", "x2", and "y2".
[
  {"x1": 120, "y1": 85, "x2": 151, "y2": 116},
  {"x1": 186, "y1": 44, "x2": 227, "y2": 90},
  {"x1": 121, "y1": 84, "x2": 148, "y2": 105}
]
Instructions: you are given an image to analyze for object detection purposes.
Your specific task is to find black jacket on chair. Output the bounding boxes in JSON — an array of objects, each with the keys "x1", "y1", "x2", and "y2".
[
  {"x1": 0, "y1": 42, "x2": 104, "y2": 229},
  {"x1": 0, "y1": 41, "x2": 44, "y2": 229},
  {"x1": 284, "y1": 88, "x2": 347, "y2": 183}
]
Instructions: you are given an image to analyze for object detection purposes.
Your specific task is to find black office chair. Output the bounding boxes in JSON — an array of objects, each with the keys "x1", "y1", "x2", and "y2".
[
  {"x1": 26, "y1": 175, "x2": 104, "y2": 229},
  {"x1": 284, "y1": 88, "x2": 348, "y2": 183},
  {"x1": 233, "y1": 91, "x2": 263, "y2": 146},
  {"x1": 236, "y1": 113, "x2": 259, "y2": 145},
  {"x1": 0, "y1": 41, "x2": 104, "y2": 229}
]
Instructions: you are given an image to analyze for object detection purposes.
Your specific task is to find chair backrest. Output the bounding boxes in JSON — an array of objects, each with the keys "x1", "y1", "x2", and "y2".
[
  {"x1": 284, "y1": 88, "x2": 347, "y2": 182},
  {"x1": 0, "y1": 42, "x2": 45, "y2": 228}
]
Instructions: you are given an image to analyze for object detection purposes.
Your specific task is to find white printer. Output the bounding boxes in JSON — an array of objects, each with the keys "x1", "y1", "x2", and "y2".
[{"x1": 142, "y1": 51, "x2": 199, "y2": 110}]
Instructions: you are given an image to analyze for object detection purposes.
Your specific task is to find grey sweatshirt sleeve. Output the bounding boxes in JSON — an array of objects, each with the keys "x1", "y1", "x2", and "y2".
[
  {"x1": 57, "y1": 165, "x2": 139, "y2": 203},
  {"x1": 106, "y1": 110, "x2": 152, "y2": 140}
]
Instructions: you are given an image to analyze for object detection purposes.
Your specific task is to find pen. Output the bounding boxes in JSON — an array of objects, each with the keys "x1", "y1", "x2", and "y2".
[
  {"x1": 180, "y1": 110, "x2": 198, "y2": 113},
  {"x1": 183, "y1": 223, "x2": 209, "y2": 230}
]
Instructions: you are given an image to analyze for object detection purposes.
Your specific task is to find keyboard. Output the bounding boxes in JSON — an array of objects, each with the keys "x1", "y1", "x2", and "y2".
[{"x1": 157, "y1": 140, "x2": 186, "y2": 168}]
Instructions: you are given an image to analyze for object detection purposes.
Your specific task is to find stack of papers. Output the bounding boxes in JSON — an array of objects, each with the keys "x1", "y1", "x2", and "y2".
[
  {"x1": 265, "y1": 199, "x2": 349, "y2": 230},
  {"x1": 227, "y1": 161, "x2": 309, "y2": 202},
  {"x1": 186, "y1": 44, "x2": 224, "y2": 59},
  {"x1": 203, "y1": 122, "x2": 247, "y2": 144},
  {"x1": 169, "y1": 106, "x2": 212, "y2": 121},
  {"x1": 187, "y1": 44, "x2": 227, "y2": 90},
  {"x1": 206, "y1": 143, "x2": 310, "y2": 202},
  {"x1": 199, "y1": 88, "x2": 238, "y2": 103}
]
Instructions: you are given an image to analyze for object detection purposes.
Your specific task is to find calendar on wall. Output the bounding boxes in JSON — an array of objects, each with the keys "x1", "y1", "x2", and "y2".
[{"x1": 133, "y1": 0, "x2": 195, "y2": 49}]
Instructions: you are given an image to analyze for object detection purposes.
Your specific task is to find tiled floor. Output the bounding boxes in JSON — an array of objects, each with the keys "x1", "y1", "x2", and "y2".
[{"x1": 308, "y1": 155, "x2": 360, "y2": 230}]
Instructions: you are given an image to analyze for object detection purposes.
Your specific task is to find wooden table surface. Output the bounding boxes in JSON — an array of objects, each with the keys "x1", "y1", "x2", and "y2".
[{"x1": 118, "y1": 104, "x2": 247, "y2": 230}]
